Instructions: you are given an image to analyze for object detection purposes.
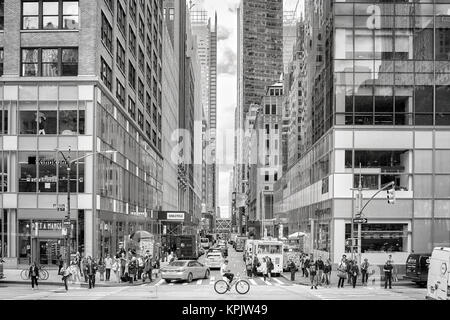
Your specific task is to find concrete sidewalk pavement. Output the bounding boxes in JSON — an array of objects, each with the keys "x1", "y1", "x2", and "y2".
[{"x1": 1, "y1": 268, "x2": 156, "y2": 288}]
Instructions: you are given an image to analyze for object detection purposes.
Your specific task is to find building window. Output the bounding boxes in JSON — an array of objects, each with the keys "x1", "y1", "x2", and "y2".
[
  {"x1": 265, "y1": 105, "x2": 270, "y2": 115},
  {"x1": 138, "y1": 47, "x2": 145, "y2": 72},
  {"x1": 0, "y1": 0, "x2": 4, "y2": 30},
  {"x1": 137, "y1": 110, "x2": 144, "y2": 129},
  {"x1": 21, "y1": 48, "x2": 78, "y2": 77},
  {"x1": 0, "y1": 106, "x2": 7, "y2": 134},
  {"x1": 100, "y1": 57, "x2": 112, "y2": 90},
  {"x1": 129, "y1": 0, "x2": 136, "y2": 24},
  {"x1": 146, "y1": 63, "x2": 151, "y2": 87},
  {"x1": 1, "y1": 153, "x2": 7, "y2": 192},
  {"x1": 0, "y1": 48, "x2": 3, "y2": 76},
  {"x1": 116, "y1": 79, "x2": 125, "y2": 106},
  {"x1": 145, "y1": 92, "x2": 151, "y2": 115},
  {"x1": 265, "y1": 171, "x2": 269, "y2": 182},
  {"x1": 129, "y1": 26, "x2": 136, "y2": 57},
  {"x1": 152, "y1": 129, "x2": 156, "y2": 145},
  {"x1": 168, "y1": 8, "x2": 174, "y2": 21},
  {"x1": 116, "y1": 40, "x2": 126, "y2": 73},
  {"x1": 21, "y1": 0, "x2": 79, "y2": 30},
  {"x1": 145, "y1": 120, "x2": 151, "y2": 139},
  {"x1": 128, "y1": 96, "x2": 136, "y2": 119},
  {"x1": 152, "y1": 103, "x2": 157, "y2": 124},
  {"x1": 101, "y1": 11, "x2": 113, "y2": 52},
  {"x1": 146, "y1": 6, "x2": 151, "y2": 30},
  {"x1": 138, "y1": 78, "x2": 144, "y2": 103},
  {"x1": 146, "y1": 34, "x2": 152, "y2": 59},
  {"x1": 138, "y1": 16, "x2": 145, "y2": 42},
  {"x1": 117, "y1": 1, "x2": 126, "y2": 37},
  {"x1": 128, "y1": 61, "x2": 136, "y2": 89},
  {"x1": 345, "y1": 223, "x2": 408, "y2": 253},
  {"x1": 157, "y1": 113, "x2": 161, "y2": 132}
]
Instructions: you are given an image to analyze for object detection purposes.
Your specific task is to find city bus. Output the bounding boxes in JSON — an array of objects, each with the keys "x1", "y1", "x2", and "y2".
[{"x1": 253, "y1": 239, "x2": 284, "y2": 276}]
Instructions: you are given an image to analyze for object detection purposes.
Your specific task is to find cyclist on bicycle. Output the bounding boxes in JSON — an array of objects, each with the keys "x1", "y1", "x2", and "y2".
[{"x1": 220, "y1": 260, "x2": 234, "y2": 284}]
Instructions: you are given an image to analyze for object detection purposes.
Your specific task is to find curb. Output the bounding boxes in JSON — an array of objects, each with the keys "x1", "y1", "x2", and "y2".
[{"x1": 0, "y1": 280, "x2": 149, "y2": 288}]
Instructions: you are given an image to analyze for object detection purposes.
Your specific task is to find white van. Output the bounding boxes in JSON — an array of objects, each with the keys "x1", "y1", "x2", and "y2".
[{"x1": 426, "y1": 247, "x2": 450, "y2": 300}]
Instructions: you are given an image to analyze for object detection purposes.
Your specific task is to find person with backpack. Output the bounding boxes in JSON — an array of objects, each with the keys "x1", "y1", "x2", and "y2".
[
  {"x1": 315, "y1": 256, "x2": 325, "y2": 285},
  {"x1": 360, "y1": 258, "x2": 369, "y2": 285},
  {"x1": 383, "y1": 259, "x2": 394, "y2": 289},
  {"x1": 323, "y1": 258, "x2": 332, "y2": 287},
  {"x1": 350, "y1": 260, "x2": 359, "y2": 288},
  {"x1": 309, "y1": 259, "x2": 317, "y2": 289},
  {"x1": 337, "y1": 255, "x2": 347, "y2": 288}
]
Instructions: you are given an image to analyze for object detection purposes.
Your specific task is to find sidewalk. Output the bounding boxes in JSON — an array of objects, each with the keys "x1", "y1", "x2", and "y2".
[
  {"x1": 1, "y1": 269, "x2": 156, "y2": 288},
  {"x1": 281, "y1": 271, "x2": 409, "y2": 287}
]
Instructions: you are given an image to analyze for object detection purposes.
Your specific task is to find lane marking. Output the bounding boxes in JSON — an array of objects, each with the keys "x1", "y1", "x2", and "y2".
[
  {"x1": 273, "y1": 278, "x2": 284, "y2": 285},
  {"x1": 197, "y1": 280, "x2": 203, "y2": 285}
]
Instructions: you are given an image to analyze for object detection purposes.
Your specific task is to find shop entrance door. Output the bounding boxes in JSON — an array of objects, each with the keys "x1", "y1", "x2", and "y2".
[{"x1": 38, "y1": 240, "x2": 62, "y2": 266}]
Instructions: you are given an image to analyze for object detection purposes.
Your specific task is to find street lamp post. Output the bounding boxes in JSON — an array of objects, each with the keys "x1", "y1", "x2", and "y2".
[{"x1": 56, "y1": 148, "x2": 116, "y2": 266}]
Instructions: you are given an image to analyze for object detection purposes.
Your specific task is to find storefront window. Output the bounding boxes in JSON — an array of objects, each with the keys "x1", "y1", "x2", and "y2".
[
  {"x1": 38, "y1": 152, "x2": 57, "y2": 192},
  {"x1": 345, "y1": 223, "x2": 407, "y2": 253},
  {"x1": 18, "y1": 220, "x2": 32, "y2": 263},
  {"x1": 19, "y1": 152, "x2": 37, "y2": 192}
]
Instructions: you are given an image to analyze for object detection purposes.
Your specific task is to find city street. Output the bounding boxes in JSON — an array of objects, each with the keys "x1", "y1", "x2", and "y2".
[{"x1": 0, "y1": 247, "x2": 427, "y2": 300}]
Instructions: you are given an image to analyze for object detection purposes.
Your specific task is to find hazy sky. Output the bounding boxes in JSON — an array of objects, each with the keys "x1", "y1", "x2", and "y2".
[{"x1": 196, "y1": 0, "x2": 304, "y2": 217}]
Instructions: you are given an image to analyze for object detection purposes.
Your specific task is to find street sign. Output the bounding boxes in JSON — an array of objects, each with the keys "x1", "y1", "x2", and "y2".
[{"x1": 353, "y1": 218, "x2": 368, "y2": 224}]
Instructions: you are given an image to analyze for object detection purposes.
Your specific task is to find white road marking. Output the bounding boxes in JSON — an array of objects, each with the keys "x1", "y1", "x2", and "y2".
[
  {"x1": 273, "y1": 278, "x2": 284, "y2": 285},
  {"x1": 248, "y1": 279, "x2": 258, "y2": 286},
  {"x1": 260, "y1": 278, "x2": 273, "y2": 285},
  {"x1": 197, "y1": 280, "x2": 203, "y2": 285},
  {"x1": 155, "y1": 279, "x2": 164, "y2": 286},
  {"x1": 182, "y1": 282, "x2": 188, "y2": 286},
  {"x1": 168, "y1": 282, "x2": 174, "y2": 286}
]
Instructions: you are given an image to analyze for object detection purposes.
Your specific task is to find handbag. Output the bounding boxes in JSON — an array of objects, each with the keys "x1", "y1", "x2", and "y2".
[{"x1": 337, "y1": 269, "x2": 347, "y2": 279}]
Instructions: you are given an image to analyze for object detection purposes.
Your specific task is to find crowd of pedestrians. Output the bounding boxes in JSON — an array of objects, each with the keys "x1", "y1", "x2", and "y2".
[{"x1": 51, "y1": 249, "x2": 161, "y2": 291}]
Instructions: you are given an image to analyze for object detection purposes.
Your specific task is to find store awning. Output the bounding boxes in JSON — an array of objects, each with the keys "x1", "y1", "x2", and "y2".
[{"x1": 288, "y1": 232, "x2": 306, "y2": 239}]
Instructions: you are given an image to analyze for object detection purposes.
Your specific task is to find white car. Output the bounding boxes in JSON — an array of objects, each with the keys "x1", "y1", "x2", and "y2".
[{"x1": 205, "y1": 252, "x2": 224, "y2": 270}]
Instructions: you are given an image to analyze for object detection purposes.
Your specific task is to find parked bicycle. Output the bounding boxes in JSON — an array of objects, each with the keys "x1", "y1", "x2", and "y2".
[
  {"x1": 214, "y1": 273, "x2": 250, "y2": 295},
  {"x1": 20, "y1": 265, "x2": 49, "y2": 281}
]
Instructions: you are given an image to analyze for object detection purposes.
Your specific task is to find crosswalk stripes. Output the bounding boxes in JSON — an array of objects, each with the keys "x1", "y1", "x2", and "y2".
[
  {"x1": 182, "y1": 282, "x2": 188, "y2": 286},
  {"x1": 248, "y1": 279, "x2": 257, "y2": 286},
  {"x1": 155, "y1": 279, "x2": 164, "y2": 286},
  {"x1": 197, "y1": 280, "x2": 203, "y2": 285},
  {"x1": 209, "y1": 276, "x2": 215, "y2": 285},
  {"x1": 260, "y1": 278, "x2": 273, "y2": 286},
  {"x1": 273, "y1": 278, "x2": 284, "y2": 285}
]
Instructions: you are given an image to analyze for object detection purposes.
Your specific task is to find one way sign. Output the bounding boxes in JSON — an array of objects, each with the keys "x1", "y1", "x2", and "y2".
[{"x1": 353, "y1": 218, "x2": 368, "y2": 224}]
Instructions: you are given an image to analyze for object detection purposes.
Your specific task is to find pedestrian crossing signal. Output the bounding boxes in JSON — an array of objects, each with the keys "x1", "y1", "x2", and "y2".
[{"x1": 387, "y1": 188, "x2": 396, "y2": 204}]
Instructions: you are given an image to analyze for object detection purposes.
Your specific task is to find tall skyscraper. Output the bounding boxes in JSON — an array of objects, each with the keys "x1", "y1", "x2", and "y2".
[
  {"x1": 235, "y1": 0, "x2": 284, "y2": 227},
  {"x1": 274, "y1": 0, "x2": 450, "y2": 263},
  {"x1": 0, "y1": 0, "x2": 164, "y2": 264},
  {"x1": 190, "y1": 9, "x2": 218, "y2": 217}
]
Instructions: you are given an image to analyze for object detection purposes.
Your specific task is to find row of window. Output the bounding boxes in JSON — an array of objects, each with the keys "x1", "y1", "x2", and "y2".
[
  {"x1": 21, "y1": 48, "x2": 78, "y2": 77},
  {"x1": 22, "y1": 0, "x2": 79, "y2": 30}
]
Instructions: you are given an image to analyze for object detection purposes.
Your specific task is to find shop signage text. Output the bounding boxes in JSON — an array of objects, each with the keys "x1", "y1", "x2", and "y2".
[{"x1": 167, "y1": 212, "x2": 185, "y2": 220}]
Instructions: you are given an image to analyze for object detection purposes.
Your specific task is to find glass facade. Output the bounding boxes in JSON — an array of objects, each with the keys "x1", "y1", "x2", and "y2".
[{"x1": 334, "y1": 1, "x2": 450, "y2": 127}]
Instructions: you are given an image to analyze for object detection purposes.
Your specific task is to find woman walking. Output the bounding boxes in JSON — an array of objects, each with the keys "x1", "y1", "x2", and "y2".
[
  {"x1": 323, "y1": 259, "x2": 332, "y2": 287},
  {"x1": 261, "y1": 258, "x2": 268, "y2": 282},
  {"x1": 337, "y1": 256, "x2": 347, "y2": 288},
  {"x1": 61, "y1": 262, "x2": 72, "y2": 292},
  {"x1": 98, "y1": 257, "x2": 105, "y2": 281},
  {"x1": 29, "y1": 262, "x2": 40, "y2": 290},
  {"x1": 112, "y1": 257, "x2": 120, "y2": 283}
]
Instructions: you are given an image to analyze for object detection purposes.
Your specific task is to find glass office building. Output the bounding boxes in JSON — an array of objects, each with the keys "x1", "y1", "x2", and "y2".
[
  {"x1": 275, "y1": 0, "x2": 450, "y2": 265},
  {"x1": 0, "y1": 0, "x2": 164, "y2": 266}
]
